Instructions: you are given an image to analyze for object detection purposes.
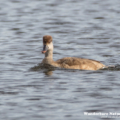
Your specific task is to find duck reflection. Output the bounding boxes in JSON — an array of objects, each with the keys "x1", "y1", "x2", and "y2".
[
  {"x1": 30, "y1": 63, "x2": 55, "y2": 76},
  {"x1": 44, "y1": 70, "x2": 53, "y2": 76}
]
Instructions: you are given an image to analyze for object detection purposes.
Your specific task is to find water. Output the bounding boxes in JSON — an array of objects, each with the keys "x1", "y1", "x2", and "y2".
[{"x1": 0, "y1": 0, "x2": 120, "y2": 120}]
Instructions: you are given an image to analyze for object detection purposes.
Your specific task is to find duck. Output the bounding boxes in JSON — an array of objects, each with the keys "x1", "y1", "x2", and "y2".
[{"x1": 41, "y1": 35, "x2": 105, "y2": 70}]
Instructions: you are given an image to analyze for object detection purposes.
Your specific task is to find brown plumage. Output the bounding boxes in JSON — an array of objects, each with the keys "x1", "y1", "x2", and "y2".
[
  {"x1": 43, "y1": 35, "x2": 52, "y2": 44},
  {"x1": 41, "y1": 35, "x2": 105, "y2": 70}
]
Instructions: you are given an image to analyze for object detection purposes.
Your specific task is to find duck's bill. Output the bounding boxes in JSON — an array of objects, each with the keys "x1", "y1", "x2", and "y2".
[
  {"x1": 42, "y1": 51, "x2": 46, "y2": 53},
  {"x1": 42, "y1": 45, "x2": 47, "y2": 54}
]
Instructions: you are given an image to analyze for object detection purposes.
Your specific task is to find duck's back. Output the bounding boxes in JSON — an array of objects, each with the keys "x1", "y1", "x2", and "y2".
[{"x1": 56, "y1": 57, "x2": 105, "y2": 70}]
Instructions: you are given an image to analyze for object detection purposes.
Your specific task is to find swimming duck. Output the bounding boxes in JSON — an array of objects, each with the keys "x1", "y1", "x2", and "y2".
[{"x1": 41, "y1": 35, "x2": 105, "y2": 70}]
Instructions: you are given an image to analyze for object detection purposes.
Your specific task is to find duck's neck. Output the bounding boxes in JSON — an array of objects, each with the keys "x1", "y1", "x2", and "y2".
[
  {"x1": 45, "y1": 50, "x2": 53, "y2": 59},
  {"x1": 43, "y1": 50, "x2": 54, "y2": 64},
  {"x1": 43, "y1": 48, "x2": 59, "y2": 67}
]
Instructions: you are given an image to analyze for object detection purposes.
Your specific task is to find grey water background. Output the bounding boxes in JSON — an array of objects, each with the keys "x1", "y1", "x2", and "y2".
[{"x1": 0, "y1": 0, "x2": 120, "y2": 120}]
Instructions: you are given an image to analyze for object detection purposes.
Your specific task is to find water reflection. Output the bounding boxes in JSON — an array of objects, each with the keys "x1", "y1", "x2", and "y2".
[
  {"x1": 30, "y1": 63, "x2": 55, "y2": 75},
  {"x1": 30, "y1": 63, "x2": 120, "y2": 76},
  {"x1": 44, "y1": 70, "x2": 53, "y2": 76}
]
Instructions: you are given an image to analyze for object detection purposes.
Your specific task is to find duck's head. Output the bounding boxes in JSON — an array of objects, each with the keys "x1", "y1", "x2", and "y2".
[{"x1": 42, "y1": 35, "x2": 53, "y2": 54}]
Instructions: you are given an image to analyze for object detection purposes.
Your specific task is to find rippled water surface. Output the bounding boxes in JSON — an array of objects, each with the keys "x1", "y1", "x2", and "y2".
[{"x1": 1, "y1": 0, "x2": 120, "y2": 120}]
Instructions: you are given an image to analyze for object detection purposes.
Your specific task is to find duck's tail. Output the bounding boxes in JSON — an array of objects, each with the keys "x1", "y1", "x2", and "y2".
[{"x1": 102, "y1": 64, "x2": 120, "y2": 70}]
